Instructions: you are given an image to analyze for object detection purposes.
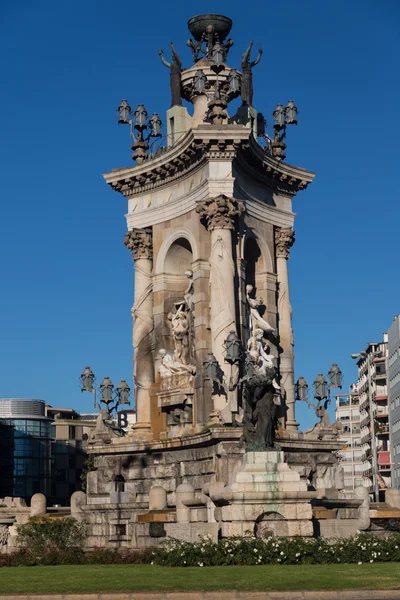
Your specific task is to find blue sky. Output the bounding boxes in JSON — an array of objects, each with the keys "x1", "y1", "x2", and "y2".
[{"x1": 1, "y1": 0, "x2": 399, "y2": 429}]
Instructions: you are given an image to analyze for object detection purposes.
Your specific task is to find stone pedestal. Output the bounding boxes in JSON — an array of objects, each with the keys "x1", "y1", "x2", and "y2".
[
  {"x1": 209, "y1": 450, "x2": 315, "y2": 538},
  {"x1": 166, "y1": 106, "x2": 190, "y2": 146}
]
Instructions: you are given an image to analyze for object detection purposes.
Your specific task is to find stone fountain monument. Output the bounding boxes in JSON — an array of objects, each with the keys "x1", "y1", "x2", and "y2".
[{"x1": 78, "y1": 14, "x2": 369, "y2": 548}]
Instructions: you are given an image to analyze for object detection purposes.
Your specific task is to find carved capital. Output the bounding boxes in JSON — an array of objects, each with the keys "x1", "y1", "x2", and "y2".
[
  {"x1": 275, "y1": 227, "x2": 295, "y2": 259},
  {"x1": 124, "y1": 227, "x2": 153, "y2": 260},
  {"x1": 196, "y1": 194, "x2": 244, "y2": 231}
]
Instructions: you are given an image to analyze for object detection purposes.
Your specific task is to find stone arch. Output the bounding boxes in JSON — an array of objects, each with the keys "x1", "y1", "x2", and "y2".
[
  {"x1": 242, "y1": 228, "x2": 273, "y2": 277},
  {"x1": 254, "y1": 511, "x2": 288, "y2": 539},
  {"x1": 155, "y1": 228, "x2": 199, "y2": 275}
]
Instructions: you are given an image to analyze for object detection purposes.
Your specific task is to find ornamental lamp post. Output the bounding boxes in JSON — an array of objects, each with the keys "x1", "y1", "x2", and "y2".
[
  {"x1": 80, "y1": 366, "x2": 96, "y2": 407},
  {"x1": 314, "y1": 373, "x2": 328, "y2": 401},
  {"x1": 149, "y1": 113, "x2": 162, "y2": 137},
  {"x1": 295, "y1": 376, "x2": 309, "y2": 402},
  {"x1": 223, "y1": 330, "x2": 242, "y2": 364},
  {"x1": 116, "y1": 380, "x2": 131, "y2": 406},
  {"x1": 134, "y1": 104, "x2": 148, "y2": 129},
  {"x1": 203, "y1": 353, "x2": 219, "y2": 382},
  {"x1": 117, "y1": 99, "x2": 132, "y2": 124},
  {"x1": 99, "y1": 376, "x2": 114, "y2": 409},
  {"x1": 210, "y1": 42, "x2": 226, "y2": 74},
  {"x1": 285, "y1": 100, "x2": 298, "y2": 125},
  {"x1": 328, "y1": 363, "x2": 343, "y2": 390}
]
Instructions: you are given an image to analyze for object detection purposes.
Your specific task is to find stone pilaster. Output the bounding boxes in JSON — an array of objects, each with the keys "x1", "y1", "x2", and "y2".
[
  {"x1": 124, "y1": 228, "x2": 154, "y2": 439},
  {"x1": 196, "y1": 195, "x2": 243, "y2": 422},
  {"x1": 275, "y1": 227, "x2": 298, "y2": 432}
]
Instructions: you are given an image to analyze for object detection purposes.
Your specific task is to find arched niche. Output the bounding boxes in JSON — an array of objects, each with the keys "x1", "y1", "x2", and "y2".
[
  {"x1": 243, "y1": 232, "x2": 272, "y2": 294},
  {"x1": 164, "y1": 238, "x2": 193, "y2": 275},
  {"x1": 155, "y1": 228, "x2": 198, "y2": 276}
]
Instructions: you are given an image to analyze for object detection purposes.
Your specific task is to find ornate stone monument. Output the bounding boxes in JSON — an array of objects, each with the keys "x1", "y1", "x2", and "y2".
[{"x1": 79, "y1": 14, "x2": 368, "y2": 548}]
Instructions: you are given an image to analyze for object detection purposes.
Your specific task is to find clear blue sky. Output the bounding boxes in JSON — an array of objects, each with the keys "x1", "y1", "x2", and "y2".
[{"x1": 1, "y1": 0, "x2": 399, "y2": 429}]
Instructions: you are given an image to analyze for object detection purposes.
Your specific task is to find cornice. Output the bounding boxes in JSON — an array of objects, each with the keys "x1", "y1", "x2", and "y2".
[
  {"x1": 103, "y1": 125, "x2": 315, "y2": 200},
  {"x1": 103, "y1": 126, "x2": 251, "y2": 199},
  {"x1": 235, "y1": 136, "x2": 316, "y2": 197}
]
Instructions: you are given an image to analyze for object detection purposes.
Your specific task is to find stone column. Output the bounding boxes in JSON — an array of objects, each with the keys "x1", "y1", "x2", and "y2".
[
  {"x1": 196, "y1": 195, "x2": 243, "y2": 422},
  {"x1": 275, "y1": 227, "x2": 298, "y2": 431},
  {"x1": 124, "y1": 228, "x2": 154, "y2": 439}
]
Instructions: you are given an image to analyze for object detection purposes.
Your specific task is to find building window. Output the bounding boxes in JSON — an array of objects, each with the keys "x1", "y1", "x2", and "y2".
[
  {"x1": 69, "y1": 426, "x2": 76, "y2": 440},
  {"x1": 115, "y1": 523, "x2": 126, "y2": 537},
  {"x1": 114, "y1": 475, "x2": 125, "y2": 493}
]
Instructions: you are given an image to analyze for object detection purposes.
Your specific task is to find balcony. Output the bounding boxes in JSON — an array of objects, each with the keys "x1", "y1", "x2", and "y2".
[
  {"x1": 374, "y1": 406, "x2": 388, "y2": 419},
  {"x1": 378, "y1": 451, "x2": 391, "y2": 467}
]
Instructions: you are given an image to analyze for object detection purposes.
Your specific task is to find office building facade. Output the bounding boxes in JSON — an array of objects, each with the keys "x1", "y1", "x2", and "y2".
[{"x1": 0, "y1": 398, "x2": 51, "y2": 499}]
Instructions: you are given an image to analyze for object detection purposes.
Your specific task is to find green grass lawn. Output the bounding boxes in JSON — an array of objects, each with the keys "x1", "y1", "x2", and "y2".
[{"x1": 0, "y1": 563, "x2": 399, "y2": 595}]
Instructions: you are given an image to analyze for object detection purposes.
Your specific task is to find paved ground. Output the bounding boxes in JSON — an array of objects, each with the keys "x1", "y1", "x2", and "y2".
[{"x1": 2, "y1": 591, "x2": 400, "y2": 600}]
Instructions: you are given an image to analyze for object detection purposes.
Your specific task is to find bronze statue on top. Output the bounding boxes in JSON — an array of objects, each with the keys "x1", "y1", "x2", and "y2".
[
  {"x1": 240, "y1": 41, "x2": 263, "y2": 106},
  {"x1": 159, "y1": 42, "x2": 183, "y2": 107}
]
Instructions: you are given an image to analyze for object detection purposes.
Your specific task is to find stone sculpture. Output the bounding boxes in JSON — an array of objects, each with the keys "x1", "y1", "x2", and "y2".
[
  {"x1": 159, "y1": 42, "x2": 182, "y2": 107},
  {"x1": 246, "y1": 284, "x2": 275, "y2": 335},
  {"x1": 240, "y1": 41, "x2": 262, "y2": 106},
  {"x1": 244, "y1": 374, "x2": 277, "y2": 449}
]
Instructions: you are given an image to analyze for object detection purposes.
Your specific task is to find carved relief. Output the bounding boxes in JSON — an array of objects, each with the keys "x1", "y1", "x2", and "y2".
[
  {"x1": 124, "y1": 227, "x2": 153, "y2": 260},
  {"x1": 196, "y1": 194, "x2": 243, "y2": 230},
  {"x1": 275, "y1": 227, "x2": 295, "y2": 259}
]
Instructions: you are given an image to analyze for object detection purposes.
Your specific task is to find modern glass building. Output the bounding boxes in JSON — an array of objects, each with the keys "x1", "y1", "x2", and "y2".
[{"x1": 0, "y1": 399, "x2": 51, "y2": 499}]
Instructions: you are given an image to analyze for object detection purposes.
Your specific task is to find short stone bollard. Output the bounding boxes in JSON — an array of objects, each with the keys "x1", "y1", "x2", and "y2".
[
  {"x1": 30, "y1": 493, "x2": 47, "y2": 517},
  {"x1": 149, "y1": 485, "x2": 167, "y2": 511},
  {"x1": 71, "y1": 491, "x2": 87, "y2": 516},
  {"x1": 176, "y1": 483, "x2": 195, "y2": 522}
]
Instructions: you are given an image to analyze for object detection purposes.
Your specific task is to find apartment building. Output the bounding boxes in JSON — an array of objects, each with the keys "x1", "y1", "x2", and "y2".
[
  {"x1": 335, "y1": 387, "x2": 365, "y2": 489},
  {"x1": 388, "y1": 315, "x2": 400, "y2": 488},
  {"x1": 354, "y1": 336, "x2": 391, "y2": 499}
]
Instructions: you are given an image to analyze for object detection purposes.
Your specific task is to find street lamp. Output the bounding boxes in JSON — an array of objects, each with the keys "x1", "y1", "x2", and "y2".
[
  {"x1": 351, "y1": 351, "x2": 380, "y2": 501},
  {"x1": 80, "y1": 366, "x2": 96, "y2": 407},
  {"x1": 203, "y1": 353, "x2": 220, "y2": 383},
  {"x1": 223, "y1": 330, "x2": 242, "y2": 391},
  {"x1": 116, "y1": 380, "x2": 131, "y2": 406},
  {"x1": 79, "y1": 367, "x2": 131, "y2": 418},
  {"x1": 295, "y1": 364, "x2": 342, "y2": 419},
  {"x1": 116, "y1": 100, "x2": 163, "y2": 163},
  {"x1": 270, "y1": 100, "x2": 299, "y2": 160},
  {"x1": 295, "y1": 376, "x2": 309, "y2": 402}
]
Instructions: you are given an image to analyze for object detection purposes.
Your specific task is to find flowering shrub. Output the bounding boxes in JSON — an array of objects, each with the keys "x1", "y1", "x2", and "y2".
[
  {"x1": 149, "y1": 534, "x2": 400, "y2": 567},
  {"x1": 1, "y1": 533, "x2": 400, "y2": 567}
]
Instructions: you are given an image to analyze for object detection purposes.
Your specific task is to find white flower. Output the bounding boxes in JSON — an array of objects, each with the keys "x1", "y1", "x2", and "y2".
[
  {"x1": 370, "y1": 560, "x2": 373, "y2": 563},
  {"x1": 358, "y1": 562, "x2": 362, "y2": 565},
  {"x1": 150, "y1": 561, "x2": 154, "y2": 565},
  {"x1": 254, "y1": 548, "x2": 258, "y2": 553},
  {"x1": 280, "y1": 551, "x2": 284, "y2": 555},
  {"x1": 296, "y1": 553, "x2": 301, "y2": 557},
  {"x1": 198, "y1": 562, "x2": 204, "y2": 567}
]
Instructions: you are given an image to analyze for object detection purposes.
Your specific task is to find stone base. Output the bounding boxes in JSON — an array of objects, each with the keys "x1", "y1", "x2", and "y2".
[
  {"x1": 207, "y1": 451, "x2": 315, "y2": 538},
  {"x1": 78, "y1": 429, "x2": 368, "y2": 548}
]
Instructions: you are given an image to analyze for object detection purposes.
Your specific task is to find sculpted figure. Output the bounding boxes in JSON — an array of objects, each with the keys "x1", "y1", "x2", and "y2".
[
  {"x1": 159, "y1": 42, "x2": 182, "y2": 107},
  {"x1": 246, "y1": 284, "x2": 274, "y2": 334},
  {"x1": 241, "y1": 42, "x2": 262, "y2": 106},
  {"x1": 158, "y1": 349, "x2": 195, "y2": 379},
  {"x1": 183, "y1": 269, "x2": 194, "y2": 312},
  {"x1": 247, "y1": 375, "x2": 277, "y2": 449},
  {"x1": 168, "y1": 310, "x2": 190, "y2": 364}
]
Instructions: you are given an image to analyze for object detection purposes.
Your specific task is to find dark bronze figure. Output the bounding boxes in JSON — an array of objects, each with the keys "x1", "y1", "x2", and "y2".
[
  {"x1": 159, "y1": 42, "x2": 182, "y2": 107},
  {"x1": 242, "y1": 371, "x2": 277, "y2": 449},
  {"x1": 240, "y1": 41, "x2": 262, "y2": 106}
]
